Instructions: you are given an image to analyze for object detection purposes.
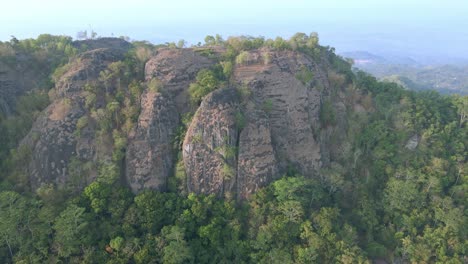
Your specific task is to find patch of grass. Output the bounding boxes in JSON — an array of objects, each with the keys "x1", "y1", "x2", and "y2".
[
  {"x1": 74, "y1": 116, "x2": 89, "y2": 137},
  {"x1": 195, "y1": 48, "x2": 217, "y2": 59},
  {"x1": 235, "y1": 111, "x2": 246, "y2": 130},
  {"x1": 235, "y1": 51, "x2": 250, "y2": 65},
  {"x1": 221, "y1": 163, "x2": 235, "y2": 179},
  {"x1": 320, "y1": 99, "x2": 336, "y2": 126},
  {"x1": 191, "y1": 133, "x2": 203, "y2": 144},
  {"x1": 295, "y1": 66, "x2": 314, "y2": 85},
  {"x1": 262, "y1": 99, "x2": 273, "y2": 113},
  {"x1": 237, "y1": 84, "x2": 252, "y2": 101},
  {"x1": 215, "y1": 144, "x2": 238, "y2": 160},
  {"x1": 262, "y1": 52, "x2": 272, "y2": 65},
  {"x1": 148, "y1": 78, "x2": 163, "y2": 93}
]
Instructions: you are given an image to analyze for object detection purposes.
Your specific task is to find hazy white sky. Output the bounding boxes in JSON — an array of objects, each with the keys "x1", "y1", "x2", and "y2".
[{"x1": 2, "y1": 0, "x2": 468, "y2": 61}]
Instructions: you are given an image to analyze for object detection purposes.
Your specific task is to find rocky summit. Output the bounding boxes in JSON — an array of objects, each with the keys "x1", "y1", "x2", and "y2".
[
  {"x1": 10, "y1": 39, "x2": 358, "y2": 200},
  {"x1": 1, "y1": 34, "x2": 465, "y2": 263}
]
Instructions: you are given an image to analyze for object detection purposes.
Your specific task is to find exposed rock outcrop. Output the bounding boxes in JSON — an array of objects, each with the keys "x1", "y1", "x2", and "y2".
[
  {"x1": 236, "y1": 110, "x2": 279, "y2": 199},
  {"x1": 183, "y1": 88, "x2": 240, "y2": 196},
  {"x1": 125, "y1": 91, "x2": 179, "y2": 192},
  {"x1": 144, "y1": 48, "x2": 216, "y2": 113},
  {"x1": 55, "y1": 47, "x2": 128, "y2": 97},
  {"x1": 21, "y1": 46, "x2": 218, "y2": 192},
  {"x1": 22, "y1": 98, "x2": 87, "y2": 188},
  {"x1": 124, "y1": 48, "x2": 218, "y2": 193},
  {"x1": 182, "y1": 49, "x2": 349, "y2": 199},
  {"x1": 17, "y1": 43, "x2": 352, "y2": 198},
  {"x1": 0, "y1": 38, "x2": 127, "y2": 116},
  {"x1": 405, "y1": 134, "x2": 419, "y2": 150},
  {"x1": 236, "y1": 50, "x2": 324, "y2": 175},
  {"x1": 21, "y1": 41, "x2": 131, "y2": 190}
]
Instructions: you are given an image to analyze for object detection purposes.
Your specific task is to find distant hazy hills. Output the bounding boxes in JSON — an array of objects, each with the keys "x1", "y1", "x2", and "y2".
[
  {"x1": 341, "y1": 51, "x2": 468, "y2": 95},
  {"x1": 341, "y1": 51, "x2": 419, "y2": 66}
]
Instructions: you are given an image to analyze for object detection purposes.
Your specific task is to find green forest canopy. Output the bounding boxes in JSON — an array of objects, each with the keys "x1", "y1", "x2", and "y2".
[{"x1": 0, "y1": 33, "x2": 466, "y2": 263}]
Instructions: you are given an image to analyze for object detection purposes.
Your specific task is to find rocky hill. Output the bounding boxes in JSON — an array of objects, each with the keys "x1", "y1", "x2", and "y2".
[
  {"x1": 3, "y1": 37, "x2": 364, "y2": 200},
  {"x1": 182, "y1": 48, "x2": 347, "y2": 199},
  {"x1": 1, "y1": 34, "x2": 466, "y2": 263},
  {"x1": 21, "y1": 40, "x2": 131, "y2": 190}
]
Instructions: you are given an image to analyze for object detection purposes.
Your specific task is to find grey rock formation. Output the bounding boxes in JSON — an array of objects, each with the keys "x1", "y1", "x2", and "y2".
[
  {"x1": 183, "y1": 49, "x2": 349, "y2": 199},
  {"x1": 236, "y1": 110, "x2": 279, "y2": 199},
  {"x1": 56, "y1": 48, "x2": 127, "y2": 97},
  {"x1": 126, "y1": 91, "x2": 179, "y2": 192},
  {"x1": 21, "y1": 43, "x2": 130, "y2": 190},
  {"x1": 22, "y1": 99, "x2": 86, "y2": 188},
  {"x1": 124, "y1": 48, "x2": 217, "y2": 192},
  {"x1": 405, "y1": 134, "x2": 419, "y2": 150},
  {"x1": 145, "y1": 48, "x2": 216, "y2": 113},
  {"x1": 16, "y1": 44, "x2": 352, "y2": 198},
  {"x1": 183, "y1": 88, "x2": 240, "y2": 196}
]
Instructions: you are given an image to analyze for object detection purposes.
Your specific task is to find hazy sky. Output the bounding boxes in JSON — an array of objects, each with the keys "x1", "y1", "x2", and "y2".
[{"x1": 2, "y1": 0, "x2": 468, "y2": 62}]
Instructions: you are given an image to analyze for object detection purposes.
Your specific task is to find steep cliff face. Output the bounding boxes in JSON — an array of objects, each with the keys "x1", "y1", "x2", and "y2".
[
  {"x1": 236, "y1": 110, "x2": 279, "y2": 199},
  {"x1": 21, "y1": 39, "x2": 130, "y2": 190},
  {"x1": 17, "y1": 43, "x2": 351, "y2": 198},
  {"x1": 125, "y1": 48, "x2": 217, "y2": 192},
  {"x1": 235, "y1": 50, "x2": 325, "y2": 174},
  {"x1": 125, "y1": 91, "x2": 179, "y2": 192},
  {"x1": 22, "y1": 98, "x2": 87, "y2": 188},
  {"x1": 183, "y1": 88, "x2": 240, "y2": 196},
  {"x1": 55, "y1": 47, "x2": 128, "y2": 98},
  {"x1": 144, "y1": 48, "x2": 216, "y2": 113},
  {"x1": 182, "y1": 49, "x2": 348, "y2": 199}
]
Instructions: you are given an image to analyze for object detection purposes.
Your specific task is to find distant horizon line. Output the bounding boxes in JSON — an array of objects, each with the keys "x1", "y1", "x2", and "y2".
[{"x1": 2, "y1": 31, "x2": 468, "y2": 65}]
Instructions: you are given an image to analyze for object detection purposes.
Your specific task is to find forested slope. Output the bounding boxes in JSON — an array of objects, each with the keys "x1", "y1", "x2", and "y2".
[{"x1": 0, "y1": 33, "x2": 466, "y2": 263}]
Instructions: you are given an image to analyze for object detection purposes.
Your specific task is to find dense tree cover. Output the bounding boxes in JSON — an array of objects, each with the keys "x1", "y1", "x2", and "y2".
[
  {"x1": 1, "y1": 34, "x2": 77, "y2": 94},
  {"x1": 0, "y1": 91, "x2": 49, "y2": 165},
  {"x1": 188, "y1": 69, "x2": 223, "y2": 105},
  {"x1": 0, "y1": 36, "x2": 153, "y2": 191},
  {"x1": 0, "y1": 35, "x2": 79, "y2": 179},
  {"x1": 0, "y1": 34, "x2": 466, "y2": 263},
  {"x1": 1, "y1": 34, "x2": 76, "y2": 67},
  {"x1": 344, "y1": 72, "x2": 467, "y2": 263},
  {"x1": 353, "y1": 61, "x2": 468, "y2": 95}
]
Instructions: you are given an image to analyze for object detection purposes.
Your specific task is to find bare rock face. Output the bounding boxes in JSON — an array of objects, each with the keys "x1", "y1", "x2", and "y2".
[
  {"x1": 22, "y1": 43, "x2": 130, "y2": 190},
  {"x1": 405, "y1": 134, "x2": 419, "y2": 150},
  {"x1": 183, "y1": 49, "x2": 348, "y2": 199},
  {"x1": 22, "y1": 98, "x2": 87, "y2": 188},
  {"x1": 56, "y1": 48, "x2": 127, "y2": 97},
  {"x1": 238, "y1": 50, "x2": 324, "y2": 175},
  {"x1": 236, "y1": 110, "x2": 279, "y2": 199},
  {"x1": 0, "y1": 38, "x2": 131, "y2": 116},
  {"x1": 125, "y1": 91, "x2": 179, "y2": 192},
  {"x1": 183, "y1": 88, "x2": 240, "y2": 196},
  {"x1": 144, "y1": 48, "x2": 216, "y2": 113},
  {"x1": 18, "y1": 43, "x2": 351, "y2": 198},
  {"x1": 123, "y1": 48, "x2": 217, "y2": 192}
]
